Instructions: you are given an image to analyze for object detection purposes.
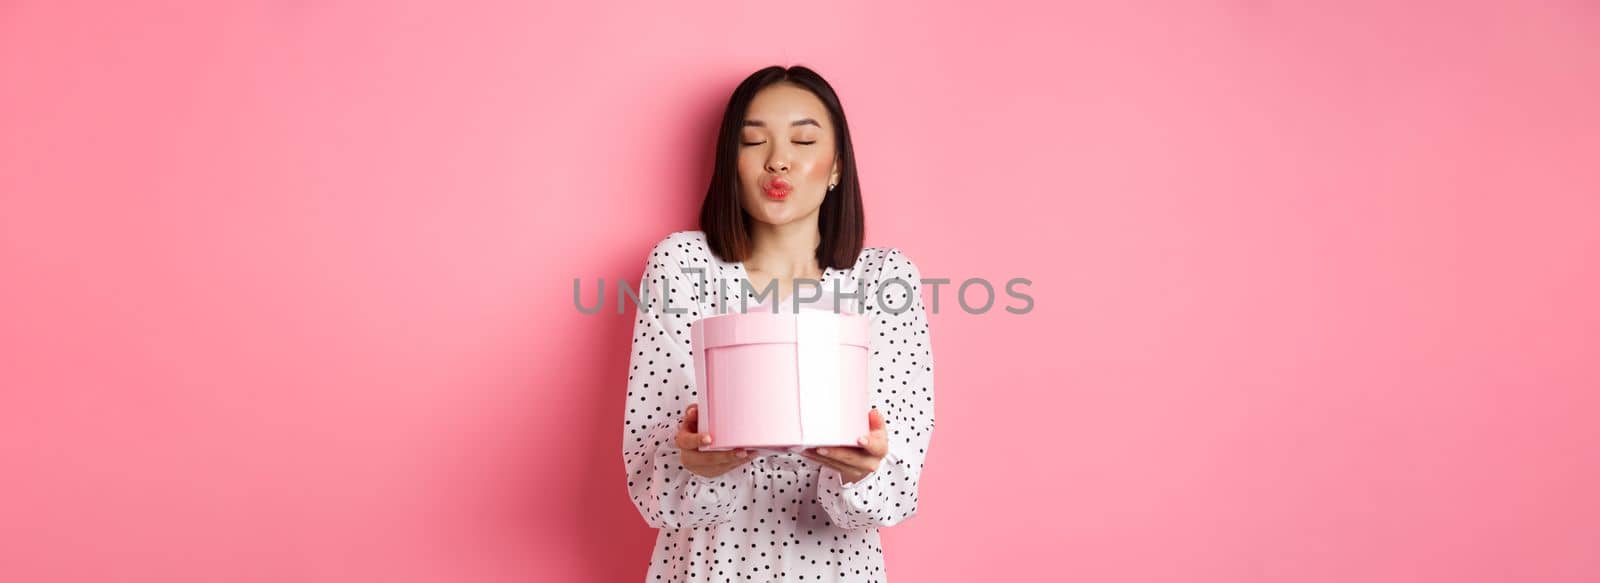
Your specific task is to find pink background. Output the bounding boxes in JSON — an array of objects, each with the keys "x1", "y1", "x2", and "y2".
[{"x1": 3, "y1": 1, "x2": 1597, "y2": 581}]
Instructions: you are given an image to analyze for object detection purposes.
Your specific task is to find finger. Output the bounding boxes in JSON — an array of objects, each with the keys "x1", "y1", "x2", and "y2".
[
  {"x1": 799, "y1": 451, "x2": 854, "y2": 475},
  {"x1": 682, "y1": 404, "x2": 699, "y2": 433},
  {"x1": 676, "y1": 427, "x2": 713, "y2": 453},
  {"x1": 856, "y1": 409, "x2": 890, "y2": 458},
  {"x1": 855, "y1": 431, "x2": 889, "y2": 460},
  {"x1": 810, "y1": 446, "x2": 880, "y2": 473},
  {"x1": 867, "y1": 408, "x2": 887, "y2": 432},
  {"x1": 851, "y1": 433, "x2": 888, "y2": 459},
  {"x1": 692, "y1": 447, "x2": 752, "y2": 465},
  {"x1": 868, "y1": 409, "x2": 889, "y2": 440},
  {"x1": 676, "y1": 405, "x2": 718, "y2": 450}
]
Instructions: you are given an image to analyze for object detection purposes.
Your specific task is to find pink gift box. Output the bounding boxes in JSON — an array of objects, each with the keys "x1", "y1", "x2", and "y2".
[{"x1": 690, "y1": 298, "x2": 871, "y2": 454}]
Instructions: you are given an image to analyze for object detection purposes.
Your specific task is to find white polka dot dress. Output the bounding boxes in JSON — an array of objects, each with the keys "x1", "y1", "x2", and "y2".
[{"x1": 622, "y1": 230, "x2": 936, "y2": 582}]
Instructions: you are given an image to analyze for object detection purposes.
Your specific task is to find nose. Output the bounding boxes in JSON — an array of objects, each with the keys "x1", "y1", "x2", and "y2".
[{"x1": 766, "y1": 158, "x2": 789, "y2": 174}]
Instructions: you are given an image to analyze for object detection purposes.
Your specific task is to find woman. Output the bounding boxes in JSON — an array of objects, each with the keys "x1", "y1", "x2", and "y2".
[{"x1": 621, "y1": 65, "x2": 935, "y2": 582}]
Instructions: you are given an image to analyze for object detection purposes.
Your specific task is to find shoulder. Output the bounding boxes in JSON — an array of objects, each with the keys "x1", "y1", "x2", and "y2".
[
  {"x1": 860, "y1": 245, "x2": 923, "y2": 282},
  {"x1": 643, "y1": 230, "x2": 715, "y2": 272},
  {"x1": 646, "y1": 227, "x2": 704, "y2": 249},
  {"x1": 646, "y1": 229, "x2": 707, "y2": 255}
]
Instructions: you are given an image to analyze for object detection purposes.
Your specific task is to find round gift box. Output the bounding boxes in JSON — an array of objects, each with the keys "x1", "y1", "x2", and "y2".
[{"x1": 689, "y1": 297, "x2": 871, "y2": 454}]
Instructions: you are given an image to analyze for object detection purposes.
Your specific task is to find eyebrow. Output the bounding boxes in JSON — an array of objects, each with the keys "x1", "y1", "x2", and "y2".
[{"x1": 742, "y1": 118, "x2": 822, "y2": 128}]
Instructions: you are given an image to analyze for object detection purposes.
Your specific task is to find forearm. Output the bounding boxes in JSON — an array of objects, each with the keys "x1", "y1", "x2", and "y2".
[
  {"x1": 815, "y1": 450, "x2": 922, "y2": 530},
  {"x1": 626, "y1": 420, "x2": 749, "y2": 529}
]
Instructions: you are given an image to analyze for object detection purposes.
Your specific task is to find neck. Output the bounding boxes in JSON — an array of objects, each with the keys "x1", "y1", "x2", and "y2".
[{"x1": 745, "y1": 215, "x2": 823, "y2": 277}]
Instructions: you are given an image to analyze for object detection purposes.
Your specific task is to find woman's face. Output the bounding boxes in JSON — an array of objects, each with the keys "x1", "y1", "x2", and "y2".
[{"x1": 737, "y1": 83, "x2": 841, "y2": 227}]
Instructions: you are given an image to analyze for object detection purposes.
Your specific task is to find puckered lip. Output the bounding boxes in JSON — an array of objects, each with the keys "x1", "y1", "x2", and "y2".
[{"x1": 764, "y1": 177, "x2": 792, "y2": 193}]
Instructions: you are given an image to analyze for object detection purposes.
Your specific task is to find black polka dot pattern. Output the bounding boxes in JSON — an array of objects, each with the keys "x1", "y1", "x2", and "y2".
[{"x1": 622, "y1": 230, "x2": 936, "y2": 582}]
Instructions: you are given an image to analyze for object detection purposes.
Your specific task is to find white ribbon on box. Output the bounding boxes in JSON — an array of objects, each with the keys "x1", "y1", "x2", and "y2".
[{"x1": 793, "y1": 311, "x2": 843, "y2": 446}]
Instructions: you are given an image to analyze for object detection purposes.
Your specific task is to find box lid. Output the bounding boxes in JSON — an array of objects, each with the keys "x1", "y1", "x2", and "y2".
[{"x1": 692, "y1": 310, "x2": 870, "y2": 349}]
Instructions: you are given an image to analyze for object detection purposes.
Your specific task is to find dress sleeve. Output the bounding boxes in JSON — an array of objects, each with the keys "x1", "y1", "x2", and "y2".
[
  {"x1": 816, "y1": 248, "x2": 936, "y2": 530},
  {"x1": 621, "y1": 236, "x2": 753, "y2": 529}
]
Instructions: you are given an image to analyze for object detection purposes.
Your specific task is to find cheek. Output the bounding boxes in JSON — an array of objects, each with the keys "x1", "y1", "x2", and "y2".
[
  {"x1": 737, "y1": 157, "x2": 763, "y2": 184},
  {"x1": 804, "y1": 154, "x2": 834, "y2": 179}
]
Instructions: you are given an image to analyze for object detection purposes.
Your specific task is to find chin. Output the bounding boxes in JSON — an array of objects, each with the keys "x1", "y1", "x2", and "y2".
[
  {"x1": 752, "y1": 204, "x2": 822, "y2": 225},
  {"x1": 747, "y1": 212, "x2": 791, "y2": 227}
]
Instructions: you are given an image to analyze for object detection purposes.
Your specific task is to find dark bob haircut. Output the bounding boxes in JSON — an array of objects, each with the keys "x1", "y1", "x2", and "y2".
[{"x1": 699, "y1": 65, "x2": 865, "y2": 270}]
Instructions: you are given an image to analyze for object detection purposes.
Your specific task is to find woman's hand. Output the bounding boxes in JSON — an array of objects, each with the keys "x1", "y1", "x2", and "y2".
[
  {"x1": 676, "y1": 404, "x2": 756, "y2": 479},
  {"x1": 802, "y1": 408, "x2": 890, "y2": 485}
]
